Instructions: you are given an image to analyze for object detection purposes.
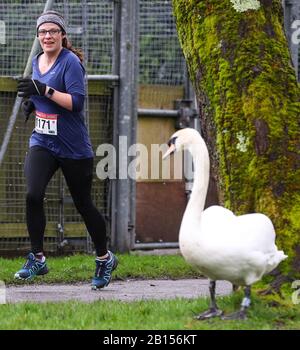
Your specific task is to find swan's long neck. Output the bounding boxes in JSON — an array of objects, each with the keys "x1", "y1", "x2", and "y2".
[{"x1": 184, "y1": 137, "x2": 210, "y2": 222}]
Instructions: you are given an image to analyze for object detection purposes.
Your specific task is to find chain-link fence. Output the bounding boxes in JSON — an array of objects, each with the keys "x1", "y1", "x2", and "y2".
[
  {"x1": 139, "y1": 0, "x2": 184, "y2": 86},
  {"x1": 138, "y1": 0, "x2": 185, "y2": 111},
  {"x1": 0, "y1": 1, "x2": 113, "y2": 76}
]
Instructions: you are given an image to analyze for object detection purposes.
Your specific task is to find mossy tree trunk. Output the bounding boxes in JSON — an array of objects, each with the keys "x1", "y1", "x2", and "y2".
[{"x1": 172, "y1": 0, "x2": 300, "y2": 286}]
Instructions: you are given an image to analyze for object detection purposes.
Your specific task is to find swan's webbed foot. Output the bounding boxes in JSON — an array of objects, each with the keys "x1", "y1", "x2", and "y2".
[
  {"x1": 195, "y1": 280, "x2": 223, "y2": 320},
  {"x1": 221, "y1": 308, "x2": 247, "y2": 320},
  {"x1": 222, "y1": 288, "x2": 251, "y2": 321},
  {"x1": 195, "y1": 307, "x2": 223, "y2": 320}
]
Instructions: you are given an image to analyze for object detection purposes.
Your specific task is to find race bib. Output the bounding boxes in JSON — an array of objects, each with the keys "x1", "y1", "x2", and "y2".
[{"x1": 35, "y1": 111, "x2": 58, "y2": 135}]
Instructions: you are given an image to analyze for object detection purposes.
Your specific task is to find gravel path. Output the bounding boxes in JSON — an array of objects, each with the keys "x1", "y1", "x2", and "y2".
[{"x1": 6, "y1": 279, "x2": 232, "y2": 303}]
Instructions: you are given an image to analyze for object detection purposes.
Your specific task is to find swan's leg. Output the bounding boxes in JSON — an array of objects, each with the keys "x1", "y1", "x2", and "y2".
[
  {"x1": 195, "y1": 280, "x2": 223, "y2": 320},
  {"x1": 222, "y1": 285, "x2": 251, "y2": 320}
]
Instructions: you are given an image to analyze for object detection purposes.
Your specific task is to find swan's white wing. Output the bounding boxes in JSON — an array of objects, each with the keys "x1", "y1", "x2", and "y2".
[
  {"x1": 234, "y1": 213, "x2": 277, "y2": 252},
  {"x1": 200, "y1": 207, "x2": 278, "y2": 253}
]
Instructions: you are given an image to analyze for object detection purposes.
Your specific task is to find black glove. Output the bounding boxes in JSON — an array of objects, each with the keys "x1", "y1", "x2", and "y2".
[
  {"x1": 17, "y1": 77, "x2": 46, "y2": 98},
  {"x1": 21, "y1": 99, "x2": 35, "y2": 122}
]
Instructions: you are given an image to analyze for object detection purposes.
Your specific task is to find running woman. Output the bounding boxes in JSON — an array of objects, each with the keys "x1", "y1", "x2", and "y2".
[{"x1": 15, "y1": 10, "x2": 118, "y2": 290}]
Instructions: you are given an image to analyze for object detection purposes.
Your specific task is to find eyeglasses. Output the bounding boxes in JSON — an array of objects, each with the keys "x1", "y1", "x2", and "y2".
[{"x1": 38, "y1": 29, "x2": 62, "y2": 37}]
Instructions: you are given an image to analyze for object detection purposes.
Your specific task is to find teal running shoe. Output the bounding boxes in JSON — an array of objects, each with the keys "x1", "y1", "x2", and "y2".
[
  {"x1": 91, "y1": 251, "x2": 118, "y2": 290},
  {"x1": 14, "y1": 253, "x2": 49, "y2": 280}
]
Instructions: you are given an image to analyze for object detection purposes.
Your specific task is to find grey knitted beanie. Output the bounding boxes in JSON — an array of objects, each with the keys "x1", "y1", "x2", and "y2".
[{"x1": 36, "y1": 10, "x2": 66, "y2": 34}]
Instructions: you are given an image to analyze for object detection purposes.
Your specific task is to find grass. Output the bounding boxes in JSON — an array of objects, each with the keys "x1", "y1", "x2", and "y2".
[
  {"x1": 0, "y1": 253, "x2": 299, "y2": 330},
  {"x1": 0, "y1": 253, "x2": 199, "y2": 284},
  {"x1": 0, "y1": 292, "x2": 299, "y2": 330}
]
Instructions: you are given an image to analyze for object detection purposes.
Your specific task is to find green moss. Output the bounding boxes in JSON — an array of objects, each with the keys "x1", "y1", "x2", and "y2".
[{"x1": 173, "y1": 0, "x2": 300, "y2": 274}]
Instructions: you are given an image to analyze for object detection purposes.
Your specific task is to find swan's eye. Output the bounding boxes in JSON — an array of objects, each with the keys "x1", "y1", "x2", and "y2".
[{"x1": 167, "y1": 136, "x2": 178, "y2": 147}]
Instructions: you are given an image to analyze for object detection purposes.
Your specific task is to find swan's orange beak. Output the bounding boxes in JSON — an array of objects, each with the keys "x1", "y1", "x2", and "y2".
[{"x1": 162, "y1": 144, "x2": 175, "y2": 159}]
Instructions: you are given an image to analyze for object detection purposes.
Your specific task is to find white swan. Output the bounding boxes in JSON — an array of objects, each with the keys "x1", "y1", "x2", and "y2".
[{"x1": 163, "y1": 128, "x2": 287, "y2": 320}]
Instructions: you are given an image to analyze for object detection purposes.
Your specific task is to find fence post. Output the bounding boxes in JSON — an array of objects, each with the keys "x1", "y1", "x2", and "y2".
[{"x1": 112, "y1": 0, "x2": 138, "y2": 253}]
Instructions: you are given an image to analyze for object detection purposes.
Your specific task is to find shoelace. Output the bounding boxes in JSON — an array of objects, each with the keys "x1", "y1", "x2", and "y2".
[
  {"x1": 95, "y1": 257, "x2": 112, "y2": 278},
  {"x1": 23, "y1": 256, "x2": 35, "y2": 269},
  {"x1": 23, "y1": 255, "x2": 43, "y2": 270},
  {"x1": 95, "y1": 260, "x2": 105, "y2": 277}
]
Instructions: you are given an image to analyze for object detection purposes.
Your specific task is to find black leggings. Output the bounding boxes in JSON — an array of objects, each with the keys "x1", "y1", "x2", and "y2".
[{"x1": 24, "y1": 146, "x2": 107, "y2": 256}]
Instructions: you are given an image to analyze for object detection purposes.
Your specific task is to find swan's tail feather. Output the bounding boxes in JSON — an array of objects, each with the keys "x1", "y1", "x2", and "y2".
[
  {"x1": 245, "y1": 250, "x2": 287, "y2": 285},
  {"x1": 266, "y1": 250, "x2": 287, "y2": 274}
]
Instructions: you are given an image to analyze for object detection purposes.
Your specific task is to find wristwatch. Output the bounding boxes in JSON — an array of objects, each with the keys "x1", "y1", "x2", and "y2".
[{"x1": 45, "y1": 87, "x2": 55, "y2": 98}]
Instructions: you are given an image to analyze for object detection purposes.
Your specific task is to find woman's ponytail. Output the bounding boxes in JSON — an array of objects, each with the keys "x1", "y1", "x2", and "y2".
[{"x1": 62, "y1": 37, "x2": 84, "y2": 63}]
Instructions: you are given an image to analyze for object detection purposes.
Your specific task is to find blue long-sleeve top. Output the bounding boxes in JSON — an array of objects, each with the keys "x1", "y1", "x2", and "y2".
[{"x1": 30, "y1": 48, "x2": 94, "y2": 159}]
